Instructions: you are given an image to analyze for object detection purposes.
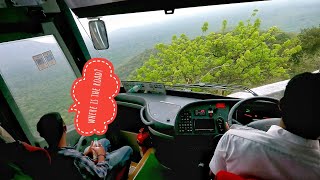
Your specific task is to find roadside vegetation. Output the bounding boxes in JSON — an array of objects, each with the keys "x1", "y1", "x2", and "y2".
[{"x1": 127, "y1": 10, "x2": 320, "y2": 91}]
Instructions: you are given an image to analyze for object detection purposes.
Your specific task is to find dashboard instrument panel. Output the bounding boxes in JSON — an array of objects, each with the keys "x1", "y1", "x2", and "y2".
[
  {"x1": 174, "y1": 99, "x2": 281, "y2": 136},
  {"x1": 175, "y1": 99, "x2": 238, "y2": 135}
]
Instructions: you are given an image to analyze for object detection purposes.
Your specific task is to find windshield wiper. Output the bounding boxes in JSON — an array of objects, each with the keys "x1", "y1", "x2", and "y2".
[{"x1": 167, "y1": 83, "x2": 258, "y2": 96}]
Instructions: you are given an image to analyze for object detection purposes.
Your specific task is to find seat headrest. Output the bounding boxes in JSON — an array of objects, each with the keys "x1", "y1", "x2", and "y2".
[{"x1": 20, "y1": 141, "x2": 51, "y2": 164}]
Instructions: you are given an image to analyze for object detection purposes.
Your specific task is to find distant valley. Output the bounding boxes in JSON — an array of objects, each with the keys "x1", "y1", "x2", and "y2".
[{"x1": 79, "y1": 0, "x2": 320, "y2": 79}]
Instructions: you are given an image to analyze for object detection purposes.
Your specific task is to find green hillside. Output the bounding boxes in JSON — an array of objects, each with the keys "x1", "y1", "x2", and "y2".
[
  {"x1": 78, "y1": 0, "x2": 320, "y2": 82},
  {"x1": 116, "y1": 49, "x2": 158, "y2": 80},
  {"x1": 119, "y1": 19, "x2": 320, "y2": 87},
  {"x1": 91, "y1": 0, "x2": 320, "y2": 69}
]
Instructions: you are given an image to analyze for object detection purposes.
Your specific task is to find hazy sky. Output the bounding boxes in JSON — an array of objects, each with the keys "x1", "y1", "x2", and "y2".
[{"x1": 76, "y1": 0, "x2": 314, "y2": 33}]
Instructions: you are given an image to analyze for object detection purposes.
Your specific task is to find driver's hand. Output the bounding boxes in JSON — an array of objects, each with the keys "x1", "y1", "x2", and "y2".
[{"x1": 225, "y1": 122, "x2": 230, "y2": 131}]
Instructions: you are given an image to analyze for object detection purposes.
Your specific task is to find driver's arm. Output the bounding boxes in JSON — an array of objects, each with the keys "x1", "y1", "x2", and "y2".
[{"x1": 209, "y1": 133, "x2": 230, "y2": 175}]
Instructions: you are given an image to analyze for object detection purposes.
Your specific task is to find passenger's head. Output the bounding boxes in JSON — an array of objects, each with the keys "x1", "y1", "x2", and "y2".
[
  {"x1": 37, "y1": 112, "x2": 66, "y2": 149},
  {"x1": 280, "y1": 72, "x2": 320, "y2": 140}
]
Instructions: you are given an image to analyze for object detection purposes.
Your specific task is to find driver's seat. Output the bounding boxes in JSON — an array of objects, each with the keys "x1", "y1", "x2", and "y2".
[{"x1": 214, "y1": 171, "x2": 259, "y2": 180}]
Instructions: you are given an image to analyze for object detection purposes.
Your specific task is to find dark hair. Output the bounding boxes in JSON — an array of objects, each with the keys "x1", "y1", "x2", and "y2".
[
  {"x1": 280, "y1": 72, "x2": 320, "y2": 140},
  {"x1": 37, "y1": 112, "x2": 65, "y2": 150}
]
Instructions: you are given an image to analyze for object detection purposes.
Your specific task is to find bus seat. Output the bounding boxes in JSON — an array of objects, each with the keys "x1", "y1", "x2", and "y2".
[
  {"x1": 107, "y1": 159, "x2": 131, "y2": 180},
  {"x1": 0, "y1": 141, "x2": 51, "y2": 180},
  {"x1": 214, "y1": 171, "x2": 259, "y2": 180},
  {"x1": 115, "y1": 165, "x2": 129, "y2": 180},
  {"x1": 20, "y1": 141, "x2": 51, "y2": 164}
]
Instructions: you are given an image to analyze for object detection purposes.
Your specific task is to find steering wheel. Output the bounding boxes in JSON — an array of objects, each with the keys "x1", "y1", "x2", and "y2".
[{"x1": 227, "y1": 96, "x2": 281, "y2": 131}]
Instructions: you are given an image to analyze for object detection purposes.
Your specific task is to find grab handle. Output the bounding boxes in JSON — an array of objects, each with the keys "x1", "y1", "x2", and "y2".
[{"x1": 140, "y1": 106, "x2": 153, "y2": 125}]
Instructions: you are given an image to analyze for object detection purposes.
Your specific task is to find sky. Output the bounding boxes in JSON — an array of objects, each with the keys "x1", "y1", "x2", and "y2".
[
  {"x1": 75, "y1": 0, "x2": 304, "y2": 33},
  {"x1": 73, "y1": 0, "x2": 319, "y2": 60}
]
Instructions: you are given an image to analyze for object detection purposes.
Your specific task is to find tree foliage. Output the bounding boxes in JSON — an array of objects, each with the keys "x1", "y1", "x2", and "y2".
[
  {"x1": 201, "y1": 22, "x2": 209, "y2": 34},
  {"x1": 298, "y1": 25, "x2": 320, "y2": 53},
  {"x1": 287, "y1": 25, "x2": 320, "y2": 75},
  {"x1": 130, "y1": 10, "x2": 302, "y2": 88}
]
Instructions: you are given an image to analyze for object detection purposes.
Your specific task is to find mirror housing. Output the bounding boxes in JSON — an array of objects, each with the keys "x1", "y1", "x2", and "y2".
[{"x1": 88, "y1": 19, "x2": 109, "y2": 50}]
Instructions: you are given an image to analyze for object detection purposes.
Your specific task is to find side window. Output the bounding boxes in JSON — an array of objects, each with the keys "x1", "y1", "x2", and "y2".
[{"x1": 0, "y1": 35, "x2": 76, "y2": 138}]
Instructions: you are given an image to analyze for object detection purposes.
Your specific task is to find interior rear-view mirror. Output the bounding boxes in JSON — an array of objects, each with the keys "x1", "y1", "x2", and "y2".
[{"x1": 88, "y1": 19, "x2": 109, "y2": 50}]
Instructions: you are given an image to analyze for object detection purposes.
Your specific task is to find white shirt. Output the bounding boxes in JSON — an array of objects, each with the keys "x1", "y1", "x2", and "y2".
[{"x1": 209, "y1": 125, "x2": 320, "y2": 180}]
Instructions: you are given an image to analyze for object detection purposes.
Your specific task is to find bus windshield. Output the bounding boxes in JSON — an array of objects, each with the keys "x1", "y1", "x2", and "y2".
[{"x1": 76, "y1": 0, "x2": 320, "y2": 98}]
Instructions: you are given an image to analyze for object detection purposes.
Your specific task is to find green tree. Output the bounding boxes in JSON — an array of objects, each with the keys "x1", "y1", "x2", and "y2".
[
  {"x1": 298, "y1": 25, "x2": 320, "y2": 53},
  {"x1": 222, "y1": 20, "x2": 227, "y2": 34},
  {"x1": 287, "y1": 25, "x2": 320, "y2": 76},
  {"x1": 130, "y1": 10, "x2": 302, "y2": 88},
  {"x1": 201, "y1": 22, "x2": 209, "y2": 35}
]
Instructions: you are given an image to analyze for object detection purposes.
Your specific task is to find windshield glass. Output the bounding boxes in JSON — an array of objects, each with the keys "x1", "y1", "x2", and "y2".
[{"x1": 76, "y1": 0, "x2": 320, "y2": 99}]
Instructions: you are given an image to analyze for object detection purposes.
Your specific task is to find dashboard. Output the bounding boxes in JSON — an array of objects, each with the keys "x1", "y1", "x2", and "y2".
[
  {"x1": 116, "y1": 93, "x2": 281, "y2": 138},
  {"x1": 175, "y1": 100, "x2": 238, "y2": 135}
]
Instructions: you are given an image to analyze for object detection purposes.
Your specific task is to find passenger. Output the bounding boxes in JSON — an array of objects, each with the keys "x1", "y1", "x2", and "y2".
[
  {"x1": 37, "y1": 112, "x2": 133, "y2": 179},
  {"x1": 209, "y1": 72, "x2": 320, "y2": 179}
]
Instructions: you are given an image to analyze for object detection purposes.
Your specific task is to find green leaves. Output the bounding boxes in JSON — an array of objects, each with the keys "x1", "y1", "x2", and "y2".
[
  {"x1": 201, "y1": 22, "x2": 209, "y2": 34},
  {"x1": 130, "y1": 10, "x2": 303, "y2": 90},
  {"x1": 222, "y1": 20, "x2": 227, "y2": 33},
  {"x1": 298, "y1": 25, "x2": 320, "y2": 53}
]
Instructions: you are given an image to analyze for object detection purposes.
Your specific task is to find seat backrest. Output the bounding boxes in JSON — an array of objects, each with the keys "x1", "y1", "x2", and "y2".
[
  {"x1": 0, "y1": 141, "x2": 51, "y2": 180},
  {"x1": 214, "y1": 171, "x2": 259, "y2": 180},
  {"x1": 214, "y1": 171, "x2": 244, "y2": 180},
  {"x1": 20, "y1": 141, "x2": 51, "y2": 164},
  {"x1": 107, "y1": 158, "x2": 131, "y2": 180}
]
